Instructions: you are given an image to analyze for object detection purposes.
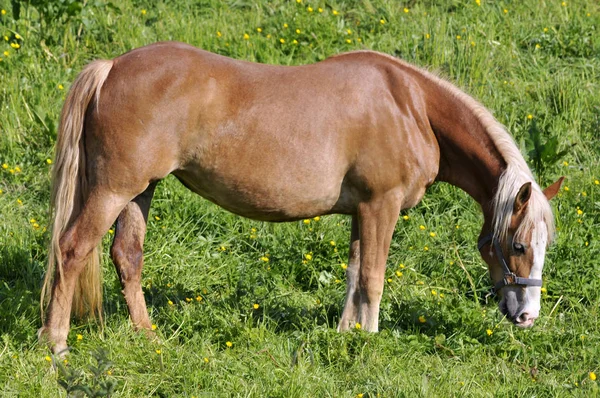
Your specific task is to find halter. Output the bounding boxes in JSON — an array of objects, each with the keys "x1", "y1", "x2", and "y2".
[{"x1": 478, "y1": 233, "x2": 543, "y2": 293}]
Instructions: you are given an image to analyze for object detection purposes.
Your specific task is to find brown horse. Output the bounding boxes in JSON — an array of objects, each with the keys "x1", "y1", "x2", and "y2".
[{"x1": 39, "y1": 42, "x2": 562, "y2": 354}]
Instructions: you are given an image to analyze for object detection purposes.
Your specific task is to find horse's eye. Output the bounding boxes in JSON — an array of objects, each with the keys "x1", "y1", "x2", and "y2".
[{"x1": 513, "y1": 242, "x2": 526, "y2": 254}]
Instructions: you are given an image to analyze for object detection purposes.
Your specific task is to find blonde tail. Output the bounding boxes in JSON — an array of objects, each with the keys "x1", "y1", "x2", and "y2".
[{"x1": 41, "y1": 59, "x2": 114, "y2": 322}]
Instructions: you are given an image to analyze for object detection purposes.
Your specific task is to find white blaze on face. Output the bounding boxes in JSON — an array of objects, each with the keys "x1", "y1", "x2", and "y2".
[{"x1": 522, "y1": 221, "x2": 548, "y2": 320}]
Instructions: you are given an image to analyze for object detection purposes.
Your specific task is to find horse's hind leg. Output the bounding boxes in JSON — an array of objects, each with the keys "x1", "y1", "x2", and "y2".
[
  {"x1": 110, "y1": 182, "x2": 157, "y2": 331},
  {"x1": 41, "y1": 190, "x2": 131, "y2": 354},
  {"x1": 337, "y1": 216, "x2": 360, "y2": 331}
]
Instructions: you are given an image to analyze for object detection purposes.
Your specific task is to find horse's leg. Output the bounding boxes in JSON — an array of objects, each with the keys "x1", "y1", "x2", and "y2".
[
  {"x1": 337, "y1": 216, "x2": 360, "y2": 331},
  {"x1": 110, "y1": 182, "x2": 157, "y2": 331},
  {"x1": 356, "y1": 191, "x2": 402, "y2": 332},
  {"x1": 40, "y1": 190, "x2": 130, "y2": 354}
]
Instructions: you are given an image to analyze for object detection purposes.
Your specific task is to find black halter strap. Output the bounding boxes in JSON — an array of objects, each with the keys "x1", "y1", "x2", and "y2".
[{"x1": 478, "y1": 233, "x2": 543, "y2": 293}]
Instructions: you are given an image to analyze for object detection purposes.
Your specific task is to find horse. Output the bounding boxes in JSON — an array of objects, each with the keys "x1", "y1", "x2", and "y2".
[{"x1": 38, "y1": 42, "x2": 563, "y2": 354}]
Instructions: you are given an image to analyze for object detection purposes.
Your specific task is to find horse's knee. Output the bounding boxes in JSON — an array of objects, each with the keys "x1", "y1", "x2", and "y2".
[
  {"x1": 58, "y1": 232, "x2": 92, "y2": 276},
  {"x1": 111, "y1": 238, "x2": 143, "y2": 283}
]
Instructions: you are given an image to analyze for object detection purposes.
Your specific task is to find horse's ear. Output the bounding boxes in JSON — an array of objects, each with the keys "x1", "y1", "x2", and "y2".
[
  {"x1": 514, "y1": 182, "x2": 532, "y2": 213},
  {"x1": 543, "y1": 176, "x2": 564, "y2": 200}
]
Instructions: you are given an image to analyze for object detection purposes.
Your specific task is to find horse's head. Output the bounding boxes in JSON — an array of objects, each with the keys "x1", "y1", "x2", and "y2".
[{"x1": 479, "y1": 176, "x2": 563, "y2": 328}]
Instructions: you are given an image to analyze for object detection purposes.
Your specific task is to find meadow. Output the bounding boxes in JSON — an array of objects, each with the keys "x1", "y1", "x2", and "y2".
[{"x1": 1, "y1": 0, "x2": 599, "y2": 396}]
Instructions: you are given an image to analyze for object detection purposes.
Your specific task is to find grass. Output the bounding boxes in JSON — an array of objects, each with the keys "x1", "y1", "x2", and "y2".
[{"x1": 1, "y1": 0, "x2": 599, "y2": 396}]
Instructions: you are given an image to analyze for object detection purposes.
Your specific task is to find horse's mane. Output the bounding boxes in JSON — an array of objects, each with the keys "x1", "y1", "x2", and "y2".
[{"x1": 339, "y1": 50, "x2": 555, "y2": 243}]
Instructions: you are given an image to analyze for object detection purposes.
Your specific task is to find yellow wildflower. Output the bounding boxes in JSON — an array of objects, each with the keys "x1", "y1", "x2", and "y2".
[
  {"x1": 418, "y1": 315, "x2": 426, "y2": 323},
  {"x1": 333, "y1": 10, "x2": 339, "y2": 15},
  {"x1": 253, "y1": 303, "x2": 259, "y2": 309},
  {"x1": 475, "y1": 0, "x2": 481, "y2": 5},
  {"x1": 419, "y1": 225, "x2": 426, "y2": 230},
  {"x1": 313, "y1": 216, "x2": 320, "y2": 221},
  {"x1": 399, "y1": 263, "x2": 405, "y2": 268},
  {"x1": 16, "y1": 199, "x2": 22, "y2": 205},
  {"x1": 404, "y1": 7, "x2": 409, "y2": 13},
  {"x1": 431, "y1": 289, "x2": 437, "y2": 295},
  {"x1": 304, "y1": 253, "x2": 312, "y2": 261},
  {"x1": 204, "y1": 357, "x2": 209, "y2": 363},
  {"x1": 396, "y1": 271, "x2": 403, "y2": 277},
  {"x1": 260, "y1": 256, "x2": 269, "y2": 262},
  {"x1": 425, "y1": 33, "x2": 430, "y2": 39},
  {"x1": 424, "y1": 246, "x2": 429, "y2": 251},
  {"x1": 429, "y1": 232, "x2": 436, "y2": 237},
  {"x1": 403, "y1": 215, "x2": 409, "y2": 220},
  {"x1": 355, "y1": 322, "x2": 361, "y2": 330},
  {"x1": 168, "y1": 300, "x2": 173, "y2": 306},
  {"x1": 283, "y1": 23, "x2": 288, "y2": 28},
  {"x1": 154, "y1": 215, "x2": 160, "y2": 220},
  {"x1": 577, "y1": 209, "x2": 583, "y2": 215},
  {"x1": 226, "y1": 341, "x2": 233, "y2": 347},
  {"x1": 155, "y1": 349, "x2": 161, "y2": 354},
  {"x1": 595, "y1": 180, "x2": 599, "y2": 185},
  {"x1": 387, "y1": 278, "x2": 393, "y2": 283},
  {"x1": 540, "y1": 287, "x2": 547, "y2": 294},
  {"x1": 456, "y1": 35, "x2": 461, "y2": 40},
  {"x1": 152, "y1": 324, "x2": 157, "y2": 330},
  {"x1": 1, "y1": 9, "x2": 6, "y2": 15},
  {"x1": 45, "y1": 355, "x2": 52, "y2": 362},
  {"x1": 3, "y1": 51, "x2": 9, "y2": 56},
  {"x1": 503, "y1": 9, "x2": 508, "y2": 14},
  {"x1": 318, "y1": 8, "x2": 323, "y2": 12},
  {"x1": 108, "y1": 229, "x2": 114, "y2": 234},
  {"x1": 216, "y1": 31, "x2": 222, "y2": 37},
  {"x1": 243, "y1": 33, "x2": 250, "y2": 40},
  {"x1": 341, "y1": 263, "x2": 348, "y2": 270},
  {"x1": 330, "y1": 240, "x2": 336, "y2": 246},
  {"x1": 380, "y1": 19, "x2": 386, "y2": 24},
  {"x1": 564, "y1": 186, "x2": 569, "y2": 191},
  {"x1": 141, "y1": 9, "x2": 146, "y2": 15},
  {"x1": 486, "y1": 329, "x2": 493, "y2": 336},
  {"x1": 307, "y1": 6, "x2": 313, "y2": 12},
  {"x1": 76, "y1": 334, "x2": 83, "y2": 341},
  {"x1": 46, "y1": 158, "x2": 52, "y2": 164},
  {"x1": 10, "y1": 42, "x2": 19, "y2": 49},
  {"x1": 590, "y1": 372, "x2": 597, "y2": 381},
  {"x1": 303, "y1": 219, "x2": 310, "y2": 224},
  {"x1": 196, "y1": 295, "x2": 202, "y2": 301}
]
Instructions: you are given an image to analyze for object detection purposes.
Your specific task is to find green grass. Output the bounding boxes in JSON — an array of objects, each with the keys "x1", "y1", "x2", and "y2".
[{"x1": 1, "y1": 0, "x2": 600, "y2": 396}]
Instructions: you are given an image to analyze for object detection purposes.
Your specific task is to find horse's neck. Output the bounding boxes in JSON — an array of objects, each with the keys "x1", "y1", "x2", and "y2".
[{"x1": 422, "y1": 79, "x2": 506, "y2": 214}]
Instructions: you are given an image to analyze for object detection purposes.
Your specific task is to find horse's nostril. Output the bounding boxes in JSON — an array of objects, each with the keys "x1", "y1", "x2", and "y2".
[{"x1": 517, "y1": 312, "x2": 530, "y2": 324}]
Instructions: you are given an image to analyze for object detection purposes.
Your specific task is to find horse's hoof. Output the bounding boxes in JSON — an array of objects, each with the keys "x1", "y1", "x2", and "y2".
[{"x1": 38, "y1": 327, "x2": 69, "y2": 357}]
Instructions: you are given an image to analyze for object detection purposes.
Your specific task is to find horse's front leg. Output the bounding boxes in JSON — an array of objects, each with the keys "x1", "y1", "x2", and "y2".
[
  {"x1": 337, "y1": 216, "x2": 360, "y2": 331},
  {"x1": 356, "y1": 191, "x2": 402, "y2": 332}
]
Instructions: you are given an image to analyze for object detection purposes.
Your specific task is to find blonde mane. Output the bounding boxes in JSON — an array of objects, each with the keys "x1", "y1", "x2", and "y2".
[{"x1": 343, "y1": 50, "x2": 555, "y2": 244}]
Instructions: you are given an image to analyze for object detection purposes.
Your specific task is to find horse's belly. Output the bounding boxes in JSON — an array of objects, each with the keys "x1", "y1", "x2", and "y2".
[{"x1": 173, "y1": 167, "x2": 345, "y2": 221}]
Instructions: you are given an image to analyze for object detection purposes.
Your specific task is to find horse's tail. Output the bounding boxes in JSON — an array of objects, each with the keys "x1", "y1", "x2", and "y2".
[{"x1": 41, "y1": 59, "x2": 114, "y2": 322}]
